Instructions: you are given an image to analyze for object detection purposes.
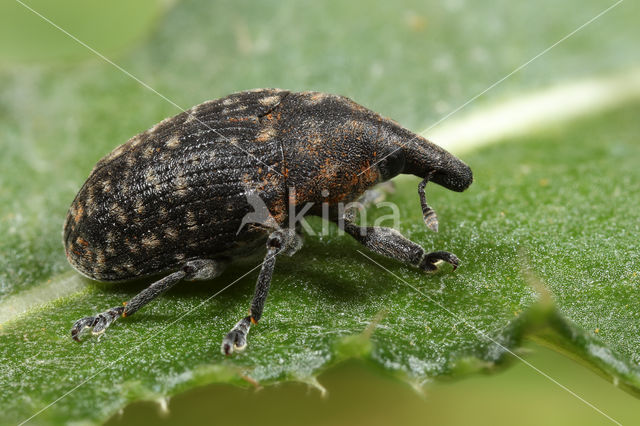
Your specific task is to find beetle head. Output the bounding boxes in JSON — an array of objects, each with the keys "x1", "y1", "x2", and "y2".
[
  {"x1": 425, "y1": 151, "x2": 473, "y2": 192},
  {"x1": 375, "y1": 124, "x2": 472, "y2": 192}
]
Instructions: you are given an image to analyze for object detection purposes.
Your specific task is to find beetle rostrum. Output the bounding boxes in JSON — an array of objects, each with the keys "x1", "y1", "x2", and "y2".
[{"x1": 64, "y1": 88, "x2": 472, "y2": 355}]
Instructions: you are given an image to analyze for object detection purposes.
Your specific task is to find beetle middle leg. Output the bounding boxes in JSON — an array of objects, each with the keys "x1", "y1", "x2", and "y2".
[
  {"x1": 341, "y1": 219, "x2": 459, "y2": 272},
  {"x1": 221, "y1": 228, "x2": 302, "y2": 355},
  {"x1": 71, "y1": 259, "x2": 225, "y2": 341}
]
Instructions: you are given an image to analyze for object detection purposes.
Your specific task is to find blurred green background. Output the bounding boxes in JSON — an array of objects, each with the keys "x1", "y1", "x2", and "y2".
[{"x1": 2, "y1": 0, "x2": 639, "y2": 425}]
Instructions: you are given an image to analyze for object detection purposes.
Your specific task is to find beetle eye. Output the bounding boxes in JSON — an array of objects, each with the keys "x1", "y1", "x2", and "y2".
[{"x1": 378, "y1": 149, "x2": 405, "y2": 180}]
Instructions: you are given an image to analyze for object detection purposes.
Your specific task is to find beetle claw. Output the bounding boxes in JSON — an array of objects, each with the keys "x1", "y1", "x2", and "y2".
[
  {"x1": 221, "y1": 316, "x2": 252, "y2": 355},
  {"x1": 222, "y1": 331, "x2": 247, "y2": 356},
  {"x1": 420, "y1": 251, "x2": 459, "y2": 272},
  {"x1": 71, "y1": 306, "x2": 124, "y2": 342},
  {"x1": 71, "y1": 316, "x2": 98, "y2": 342}
]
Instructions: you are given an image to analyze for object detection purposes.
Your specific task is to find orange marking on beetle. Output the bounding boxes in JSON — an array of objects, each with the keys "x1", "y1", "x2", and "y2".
[
  {"x1": 95, "y1": 251, "x2": 106, "y2": 265},
  {"x1": 256, "y1": 127, "x2": 276, "y2": 142},
  {"x1": 77, "y1": 237, "x2": 89, "y2": 247},
  {"x1": 309, "y1": 92, "x2": 328, "y2": 103},
  {"x1": 73, "y1": 205, "x2": 84, "y2": 223},
  {"x1": 227, "y1": 116, "x2": 251, "y2": 123},
  {"x1": 270, "y1": 198, "x2": 287, "y2": 224},
  {"x1": 346, "y1": 119, "x2": 365, "y2": 134}
]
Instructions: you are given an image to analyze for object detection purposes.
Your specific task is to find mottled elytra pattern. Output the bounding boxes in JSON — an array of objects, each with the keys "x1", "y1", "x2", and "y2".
[
  {"x1": 64, "y1": 88, "x2": 472, "y2": 282},
  {"x1": 64, "y1": 89, "x2": 287, "y2": 281}
]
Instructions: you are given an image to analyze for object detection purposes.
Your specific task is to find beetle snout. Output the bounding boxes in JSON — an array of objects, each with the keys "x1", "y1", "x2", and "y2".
[{"x1": 431, "y1": 161, "x2": 473, "y2": 192}]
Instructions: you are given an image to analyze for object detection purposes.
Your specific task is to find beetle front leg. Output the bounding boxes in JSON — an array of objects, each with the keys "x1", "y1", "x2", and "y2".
[
  {"x1": 342, "y1": 220, "x2": 459, "y2": 271},
  {"x1": 221, "y1": 229, "x2": 301, "y2": 355}
]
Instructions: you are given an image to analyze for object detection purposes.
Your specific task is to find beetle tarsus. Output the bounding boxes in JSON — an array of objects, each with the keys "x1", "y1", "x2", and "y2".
[
  {"x1": 71, "y1": 306, "x2": 124, "y2": 342},
  {"x1": 420, "y1": 251, "x2": 459, "y2": 272},
  {"x1": 222, "y1": 316, "x2": 252, "y2": 355}
]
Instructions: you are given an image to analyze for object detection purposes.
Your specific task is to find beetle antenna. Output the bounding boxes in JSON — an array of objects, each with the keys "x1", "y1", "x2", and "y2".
[{"x1": 418, "y1": 172, "x2": 439, "y2": 232}]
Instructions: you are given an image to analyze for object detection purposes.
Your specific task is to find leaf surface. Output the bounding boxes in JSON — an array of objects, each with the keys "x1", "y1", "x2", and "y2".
[{"x1": 1, "y1": 0, "x2": 639, "y2": 424}]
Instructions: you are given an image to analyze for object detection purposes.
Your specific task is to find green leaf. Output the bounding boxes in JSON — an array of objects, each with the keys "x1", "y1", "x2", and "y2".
[{"x1": 2, "y1": 0, "x2": 640, "y2": 424}]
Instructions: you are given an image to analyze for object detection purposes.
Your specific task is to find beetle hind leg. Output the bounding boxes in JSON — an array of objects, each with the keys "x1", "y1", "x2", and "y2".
[{"x1": 71, "y1": 259, "x2": 225, "y2": 342}]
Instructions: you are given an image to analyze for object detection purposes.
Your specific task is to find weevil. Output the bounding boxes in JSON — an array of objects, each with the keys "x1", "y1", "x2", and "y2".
[{"x1": 65, "y1": 89, "x2": 472, "y2": 355}]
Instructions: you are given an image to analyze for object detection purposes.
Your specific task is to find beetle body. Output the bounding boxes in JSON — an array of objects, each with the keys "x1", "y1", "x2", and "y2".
[
  {"x1": 64, "y1": 89, "x2": 471, "y2": 281},
  {"x1": 65, "y1": 89, "x2": 472, "y2": 353}
]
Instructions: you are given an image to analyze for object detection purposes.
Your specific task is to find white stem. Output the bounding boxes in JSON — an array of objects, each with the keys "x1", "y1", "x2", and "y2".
[{"x1": 425, "y1": 68, "x2": 640, "y2": 155}]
